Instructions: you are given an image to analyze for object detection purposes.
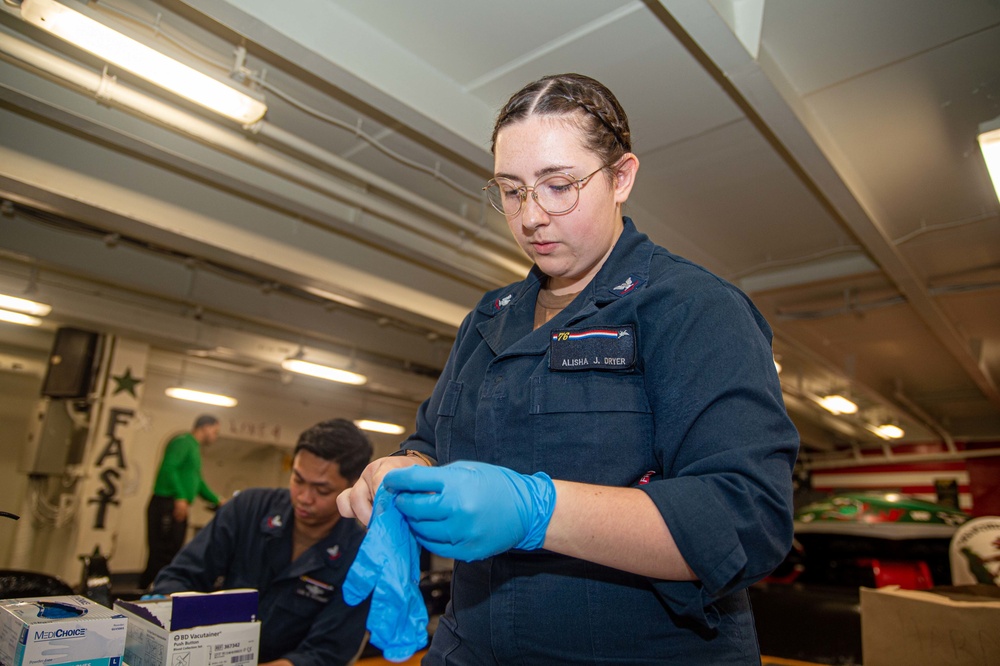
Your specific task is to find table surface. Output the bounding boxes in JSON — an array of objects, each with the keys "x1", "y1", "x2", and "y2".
[{"x1": 355, "y1": 653, "x2": 832, "y2": 666}]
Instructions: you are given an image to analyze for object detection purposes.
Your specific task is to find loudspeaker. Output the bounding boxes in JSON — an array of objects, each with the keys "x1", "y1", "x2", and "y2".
[{"x1": 41, "y1": 327, "x2": 101, "y2": 398}]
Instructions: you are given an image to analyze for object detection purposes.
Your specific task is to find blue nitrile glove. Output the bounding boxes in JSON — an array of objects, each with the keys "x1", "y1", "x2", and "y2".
[
  {"x1": 342, "y1": 486, "x2": 428, "y2": 663},
  {"x1": 139, "y1": 594, "x2": 167, "y2": 600},
  {"x1": 384, "y1": 460, "x2": 557, "y2": 562}
]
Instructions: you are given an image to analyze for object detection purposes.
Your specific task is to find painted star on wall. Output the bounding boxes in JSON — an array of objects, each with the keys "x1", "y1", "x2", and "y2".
[{"x1": 112, "y1": 367, "x2": 143, "y2": 397}]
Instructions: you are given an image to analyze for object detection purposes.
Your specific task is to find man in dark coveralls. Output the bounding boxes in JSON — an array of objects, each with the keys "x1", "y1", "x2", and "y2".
[{"x1": 153, "y1": 418, "x2": 373, "y2": 666}]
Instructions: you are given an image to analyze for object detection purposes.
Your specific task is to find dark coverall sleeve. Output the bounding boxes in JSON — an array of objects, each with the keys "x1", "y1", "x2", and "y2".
[
  {"x1": 151, "y1": 496, "x2": 240, "y2": 593},
  {"x1": 637, "y1": 275, "x2": 798, "y2": 627},
  {"x1": 398, "y1": 310, "x2": 476, "y2": 459}
]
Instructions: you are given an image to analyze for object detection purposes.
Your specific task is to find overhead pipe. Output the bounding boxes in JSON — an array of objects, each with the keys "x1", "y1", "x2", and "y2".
[
  {"x1": 802, "y1": 445, "x2": 1000, "y2": 470},
  {"x1": 893, "y1": 384, "x2": 958, "y2": 454},
  {"x1": 254, "y1": 123, "x2": 513, "y2": 252},
  {"x1": 781, "y1": 378, "x2": 1000, "y2": 471},
  {"x1": 0, "y1": 31, "x2": 530, "y2": 280},
  {"x1": 797, "y1": 383, "x2": 999, "y2": 471}
]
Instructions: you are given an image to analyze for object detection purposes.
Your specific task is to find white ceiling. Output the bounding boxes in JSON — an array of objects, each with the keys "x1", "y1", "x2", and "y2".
[{"x1": 1, "y1": 0, "x2": 999, "y2": 462}]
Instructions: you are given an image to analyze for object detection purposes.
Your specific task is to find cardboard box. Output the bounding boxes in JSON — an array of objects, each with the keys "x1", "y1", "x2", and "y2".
[
  {"x1": 0, "y1": 595, "x2": 127, "y2": 666},
  {"x1": 114, "y1": 589, "x2": 259, "y2": 666},
  {"x1": 861, "y1": 584, "x2": 1000, "y2": 666}
]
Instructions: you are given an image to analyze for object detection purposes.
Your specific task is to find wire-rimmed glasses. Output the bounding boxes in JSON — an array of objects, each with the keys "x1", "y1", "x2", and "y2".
[{"x1": 483, "y1": 164, "x2": 609, "y2": 217}]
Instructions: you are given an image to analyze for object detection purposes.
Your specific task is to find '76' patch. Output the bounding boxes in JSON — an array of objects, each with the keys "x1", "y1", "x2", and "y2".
[{"x1": 549, "y1": 324, "x2": 636, "y2": 371}]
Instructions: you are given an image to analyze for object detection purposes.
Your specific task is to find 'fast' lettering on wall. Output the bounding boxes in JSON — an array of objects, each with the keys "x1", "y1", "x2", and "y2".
[{"x1": 87, "y1": 407, "x2": 133, "y2": 529}]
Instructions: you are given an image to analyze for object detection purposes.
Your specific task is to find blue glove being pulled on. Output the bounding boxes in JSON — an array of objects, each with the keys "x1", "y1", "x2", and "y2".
[
  {"x1": 383, "y1": 460, "x2": 557, "y2": 562},
  {"x1": 342, "y1": 486, "x2": 428, "y2": 662}
]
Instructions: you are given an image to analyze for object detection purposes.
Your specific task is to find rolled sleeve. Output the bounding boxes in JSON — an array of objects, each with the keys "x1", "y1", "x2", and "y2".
[
  {"x1": 638, "y1": 269, "x2": 798, "y2": 625},
  {"x1": 645, "y1": 476, "x2": 747, "y2": 595}
]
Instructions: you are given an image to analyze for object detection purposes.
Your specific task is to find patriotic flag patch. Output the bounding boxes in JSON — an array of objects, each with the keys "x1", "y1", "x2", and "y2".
[{"x1": 549, "y1": 324, "x2": 636, "y2": 371}]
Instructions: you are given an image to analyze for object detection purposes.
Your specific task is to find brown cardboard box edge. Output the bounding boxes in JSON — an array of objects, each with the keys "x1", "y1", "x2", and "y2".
[{"x1": 861, "y1": 585, "x2": 1000, "y2": 666}]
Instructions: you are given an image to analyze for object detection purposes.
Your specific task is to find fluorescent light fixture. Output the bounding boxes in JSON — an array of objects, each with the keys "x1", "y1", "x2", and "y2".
[
  {"x1": 873, "y1": 423, "x2": 905, "y2": 440},
  {"x1": 0, "y1": 309, "x2": 43, "y2": 326},
  {"x1": 979, "y1": 114, "x2": 1000, "y2": 201},
  {"x1": 282, "y1": 358, "x2": 368, "y2": 385},
  {"x1": 21, "y1": 0, "x2": 267, "y2": 125},
  {"x1": 818, "y1": 394, "x2": 858, "y2": 415},
  {"x1": 354, "y1": 419, "x2": 406, "y2": 435},
  {"x1": 0, "y1": 294, "x2": 52, "y2": 316},
  {"x1": 165, "y1": 387, "x2": 237, "y2": 407}
]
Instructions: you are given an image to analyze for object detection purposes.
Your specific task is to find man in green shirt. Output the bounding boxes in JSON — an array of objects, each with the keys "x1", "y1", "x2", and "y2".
[{"x1": 140, "y1": 414, "x2": 221, "y2": 589}]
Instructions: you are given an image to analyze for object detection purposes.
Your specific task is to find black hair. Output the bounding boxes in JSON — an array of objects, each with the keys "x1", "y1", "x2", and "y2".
[
  {"x1": 193, "y1": 414, "x2": 219, "y2": 430},
  {"x1": 293, "y1": 418, "x2": 373, "y2": 482}
]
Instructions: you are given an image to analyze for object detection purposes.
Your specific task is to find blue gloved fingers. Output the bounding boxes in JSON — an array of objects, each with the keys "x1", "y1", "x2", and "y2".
[
  {"x1": 342, "y1": 488, "x2": 395, "y2": 606},
  {"x1": 387, "y1": 461, "x2": 557, "y2": 562},
  {"x1": 390, "y1": 464, "x2": 505, "y2": 558},
  {"x1": 341, "y1": 536, "x2": 379, "y2": 606},
  {"x1": 342, "y1": 485, "x2": 428, "y2": 661},
  {"x1": 389, "y1": 487, "x2": 449, "y2": 522},
  {"x1": 367, "y1": 554, "x2": 427, "y2": 662},
  {"x1": 381, "y1": 465, "x2": 449, "y2": 493},
  {"x1": 386, "y1": 492, "x2": 465, "y2": 557}
]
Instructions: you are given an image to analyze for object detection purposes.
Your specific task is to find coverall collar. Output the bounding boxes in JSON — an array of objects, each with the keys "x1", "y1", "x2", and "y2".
[
  {"x1": 476, "y1": 217, "x2": 653, "y2": 357},
  {"x1": 256, "y1": 494, "x2": 350, "y2": 579}
]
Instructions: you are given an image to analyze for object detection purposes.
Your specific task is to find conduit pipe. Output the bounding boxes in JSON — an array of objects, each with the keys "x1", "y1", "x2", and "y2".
[
  {"x1": 802, "y1": 445, "x2": 1000, "y2": 470},
  {"x1": 893, "y1": 386, "x2": 958, "y2": 454},
  {"x1": 0, "y1": 32, "x2": 530, "y2": 279},
  {"x1": 255, "y1": 123, "x2": 511, "y2": 250}
]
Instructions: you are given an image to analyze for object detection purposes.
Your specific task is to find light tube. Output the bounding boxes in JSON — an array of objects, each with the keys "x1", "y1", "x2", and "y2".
[
  {"x1": 165, "y1": 387, "x2": 238, "y2": 407},
  {"x1": 354, "y1": 419, "x2": 405, "y2": 435},
  {"x1": 282, "y1": 358, "x2": 368, "y2": 386},
  {"x1": 873, "y1": 423, "x2": 905, "y2": 440},
  {"x1": 0, "y1": 293, "x2": 52, "y2": 316},
  {"x1": 979, "y1": 115, "x2": 1000, "y2": 202},
  {"x1": 818, "y1": 394, "x2": 858, "y2": 415},
  {"x1": 21, "y1": 0, "x2": 266, "y2": 125},
  {"x1": 0, "y1": 309, "x2": 43, "y2": 326}
]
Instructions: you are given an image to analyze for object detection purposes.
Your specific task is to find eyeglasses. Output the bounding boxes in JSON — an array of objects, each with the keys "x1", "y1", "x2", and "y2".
[{"x1": 483, "y1": 164, "x2": 609, "y2": 217}]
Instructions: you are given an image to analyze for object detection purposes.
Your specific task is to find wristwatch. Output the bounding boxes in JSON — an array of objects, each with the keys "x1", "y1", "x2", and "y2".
[{"x1": 390, "y1": 449, "x2": 437, "y2": 466}]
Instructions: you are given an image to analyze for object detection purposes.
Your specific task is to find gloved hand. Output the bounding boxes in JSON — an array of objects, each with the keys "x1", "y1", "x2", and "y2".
[
  {"x1": 342, "y1": 486, "x2": 427, "y2": 663},
  {"x1": 139, "y1": 594, "x2": 167, "y2": 601},
  {"x1": 384, "y1": 460, "x2": 556, "y2": 562}
]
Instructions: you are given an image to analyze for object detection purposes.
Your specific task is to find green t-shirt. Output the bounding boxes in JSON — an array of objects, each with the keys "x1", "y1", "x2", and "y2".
[{"x1": 152, "y1": 432, "x2": 219, "y2": 505}]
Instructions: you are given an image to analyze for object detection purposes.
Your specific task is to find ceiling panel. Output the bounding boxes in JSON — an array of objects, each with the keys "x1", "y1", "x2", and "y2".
[
  {"x1": 762, "y1": 0, "x2": 1000, "y2": 96},
  {"x1": 1, "y1": 0, "x2": 998, "y2": 458}
]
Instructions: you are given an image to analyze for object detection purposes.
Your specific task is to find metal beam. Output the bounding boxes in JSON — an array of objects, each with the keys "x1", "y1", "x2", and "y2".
[{"x1": 649, "y1": 0, "x2": 1000, "y2": 408}]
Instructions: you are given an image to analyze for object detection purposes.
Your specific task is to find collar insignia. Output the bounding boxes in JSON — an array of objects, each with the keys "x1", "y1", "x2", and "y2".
[{"x1": 610, "y1": 275, "x2": 643, "y2": 297}]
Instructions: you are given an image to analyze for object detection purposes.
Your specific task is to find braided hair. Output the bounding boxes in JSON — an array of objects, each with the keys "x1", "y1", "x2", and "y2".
[{"x1": 490, "y1": 73, "x2": 632, "y2": 169}]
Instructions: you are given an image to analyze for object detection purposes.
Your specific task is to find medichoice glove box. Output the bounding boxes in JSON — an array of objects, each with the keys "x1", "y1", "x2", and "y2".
[
  {"x1": 0, "y1": 594, "x2": 127, "y2": 666},
  {"x1": 113, "y1": 589, "x2": 260, "y2": 666}
]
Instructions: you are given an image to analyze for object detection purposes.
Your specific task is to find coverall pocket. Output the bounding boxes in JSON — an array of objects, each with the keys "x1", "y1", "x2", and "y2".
[
  {"x1": 434, "y1": 380, "x2": 463, "y2": 462},
  {"x1": 529, "y1": 373, "x2": 653, "y2": 483}
]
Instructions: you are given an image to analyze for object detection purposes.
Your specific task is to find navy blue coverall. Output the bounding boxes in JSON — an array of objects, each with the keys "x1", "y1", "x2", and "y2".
[{"x1": 403, "y1": 218, "x2": 799, "y2": 664}]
